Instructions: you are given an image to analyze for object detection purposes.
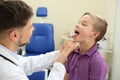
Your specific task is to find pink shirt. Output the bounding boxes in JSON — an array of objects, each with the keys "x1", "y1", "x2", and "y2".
[{"x1": 66, "y1": 44, "x2": 108, "y2": 80}]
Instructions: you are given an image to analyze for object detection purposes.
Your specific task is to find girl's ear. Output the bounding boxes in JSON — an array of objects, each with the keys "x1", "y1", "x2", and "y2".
[{"x1": 91, "y1": 31, "x2": 100, "y2": 39}]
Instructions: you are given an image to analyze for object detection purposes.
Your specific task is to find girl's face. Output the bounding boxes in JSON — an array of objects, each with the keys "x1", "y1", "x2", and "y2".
[{"x1": 72, "y1": 15, "x2": 97, "y2": 43}]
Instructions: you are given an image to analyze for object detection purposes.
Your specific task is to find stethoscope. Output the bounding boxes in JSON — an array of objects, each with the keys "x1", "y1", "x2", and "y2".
[{"x1": 0, "y1": 54, "x2": 17, "y2": 66}]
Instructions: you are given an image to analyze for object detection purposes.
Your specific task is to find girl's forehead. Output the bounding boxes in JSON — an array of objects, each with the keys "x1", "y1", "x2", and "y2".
[{"x1": 80, "y1": 15, "x2": 94, "y2": 23}]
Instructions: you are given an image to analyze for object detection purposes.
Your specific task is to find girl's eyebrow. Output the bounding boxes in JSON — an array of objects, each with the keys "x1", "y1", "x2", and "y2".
[{"x1": 79, "y1": 19, "x2": 88, "y2": 23}]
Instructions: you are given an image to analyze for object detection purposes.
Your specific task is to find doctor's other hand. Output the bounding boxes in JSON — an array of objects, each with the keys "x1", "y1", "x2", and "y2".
[{"x1": 55, "y1": 41, "x2": 80, "y2": 64}]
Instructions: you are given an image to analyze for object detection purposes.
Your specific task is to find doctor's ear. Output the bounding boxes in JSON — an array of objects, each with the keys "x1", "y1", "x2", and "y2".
[{"x1": 9, "y1": 30, "x2": 20, "y2": 42}]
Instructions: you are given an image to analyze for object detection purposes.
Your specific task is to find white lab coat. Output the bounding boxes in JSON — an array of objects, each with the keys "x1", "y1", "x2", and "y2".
[{"x1": 0, "y1": 46, "x2": 66, "y2": 80}]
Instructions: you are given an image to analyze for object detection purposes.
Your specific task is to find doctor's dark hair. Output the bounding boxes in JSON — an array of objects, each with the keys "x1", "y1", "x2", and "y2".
[
  {"x1": 82, "y1": 12, "x2": 107, "y2": 42},
  {"x1": 0, "y1": 0, "x2": 33, "y2": 31}
]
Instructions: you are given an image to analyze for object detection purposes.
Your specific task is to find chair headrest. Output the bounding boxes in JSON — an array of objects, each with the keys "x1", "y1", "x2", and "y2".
[{"x1": 36, "y1": 7, "x2": 47, "y2": 17}]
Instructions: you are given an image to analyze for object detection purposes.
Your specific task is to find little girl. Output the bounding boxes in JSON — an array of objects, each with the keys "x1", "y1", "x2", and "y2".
[{"x1": 64, "y1": 12, "x2": 108, "y2": 80}]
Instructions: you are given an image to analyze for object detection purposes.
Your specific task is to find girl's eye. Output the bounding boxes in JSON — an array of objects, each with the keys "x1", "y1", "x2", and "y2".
[{"x1": 81, "y1": 22, "x2": 87, "y2": 26}]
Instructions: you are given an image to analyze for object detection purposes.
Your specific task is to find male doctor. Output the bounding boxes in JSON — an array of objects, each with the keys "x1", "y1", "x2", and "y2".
[{"x1": 0, "y1": 0, "x2": 79, "y2": 80}]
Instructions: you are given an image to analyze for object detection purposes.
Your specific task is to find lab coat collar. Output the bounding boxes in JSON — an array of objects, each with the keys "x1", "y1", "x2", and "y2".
[{"x1": 0, "y1": 45, "x2": 20, "y2": 66}]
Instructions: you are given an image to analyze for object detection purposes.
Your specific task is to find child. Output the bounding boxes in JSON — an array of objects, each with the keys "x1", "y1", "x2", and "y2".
[{"x1": 64, "y1": 12, "x2": 108, "y2": 80}]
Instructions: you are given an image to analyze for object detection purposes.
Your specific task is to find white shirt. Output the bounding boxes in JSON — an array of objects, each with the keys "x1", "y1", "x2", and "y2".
[{"x1": 0, "y1": 45, "x2": 66, "y2": 80}]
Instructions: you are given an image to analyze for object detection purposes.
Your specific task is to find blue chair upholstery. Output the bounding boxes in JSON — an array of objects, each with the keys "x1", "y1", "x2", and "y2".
[
  {"x1": 24, "y1": 7, "x2": 54, "y2": 80},
  {"x1": 28, "y1": 71, "x2": 45, "y2": 80},
  {"x1": 25, "y1": 23, "x2": 54, "y2": 55},
  {"x1": 25, "y1": 7, "x2": 54, "y2": 56},
  {"x1": 36, "y1": 7, "x2": 47, "y2": 17},
  {"x1": 27, "y1": 70, "x2": 48, "y2": 80}
]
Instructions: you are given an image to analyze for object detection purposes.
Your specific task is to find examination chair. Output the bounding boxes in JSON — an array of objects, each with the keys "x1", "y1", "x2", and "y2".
[
  {"x1": 25, "y1": 7, "x2": 54, "y2": 56},
  {"x1": 24, "y1": 7, "x2": 55, "y2": 80}
]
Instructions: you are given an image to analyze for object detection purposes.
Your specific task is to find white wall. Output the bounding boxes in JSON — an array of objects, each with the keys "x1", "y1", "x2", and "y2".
[
  {"x1": 24, "y1": 0, "x2": 116, "y2": 50},
  {"x1": 111, "y1": 0, "x2": 120, "y2": 79}
]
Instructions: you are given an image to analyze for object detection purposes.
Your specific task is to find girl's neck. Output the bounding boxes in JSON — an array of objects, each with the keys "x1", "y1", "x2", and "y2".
[{"x1": 79, "y1": 41, "x2": 95, "y2": 54}]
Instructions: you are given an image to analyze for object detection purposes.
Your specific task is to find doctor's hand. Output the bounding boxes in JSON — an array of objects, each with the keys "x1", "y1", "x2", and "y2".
[{"x1": 55, "y1": 41, "x2": 80, "y2": 65}]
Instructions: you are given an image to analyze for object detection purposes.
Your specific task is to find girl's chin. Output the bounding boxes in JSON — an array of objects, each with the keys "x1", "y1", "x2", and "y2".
[{"x1": 73, "y1": 39, "x2": 78, "y2": 42}]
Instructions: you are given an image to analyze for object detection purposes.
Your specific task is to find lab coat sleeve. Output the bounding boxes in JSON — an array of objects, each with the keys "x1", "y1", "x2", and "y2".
[
  {"x1": 18, "y1": 50, "x2": 59, "y2": 75},
  {"x1": 47, "y1": 62, "x2": 66, "y2": 80}
]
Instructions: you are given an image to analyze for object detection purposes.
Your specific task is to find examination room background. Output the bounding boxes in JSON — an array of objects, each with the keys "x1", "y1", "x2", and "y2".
[{"x1": 22, "y1": 0, "x2": 119, "y2": 80}]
